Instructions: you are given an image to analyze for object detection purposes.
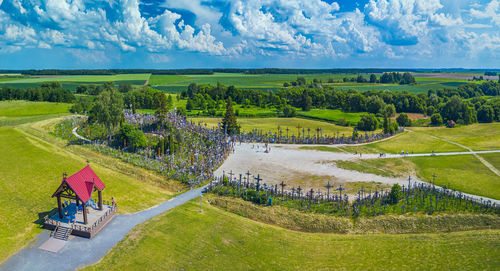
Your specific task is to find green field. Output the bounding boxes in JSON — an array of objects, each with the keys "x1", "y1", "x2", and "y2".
[
  {"x1": 190, "y1": 117, "x2": 354, "y2": 136},
  {"x1": 85, "y1": 199, "x2": 500, "y2": 271},
  {"x1": 298, "y1": 108, "x2": 364, "y2": 124},
  {"x1": 0, "y1": 74, "x2": 151, "y2": 84},
  {"x1": 147, "y1": 72, "x2": 486, "y2": 94},
  {"x1": 0, "y1": 101, "x2": 71, "y2": 117},
  {"x1": 410, "y1": 154, "x2": 500, "y2": 200}
]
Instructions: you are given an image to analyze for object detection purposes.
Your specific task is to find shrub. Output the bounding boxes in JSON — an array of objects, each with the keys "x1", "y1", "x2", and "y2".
[{"x1": 430, "y1": 113, "x2": 443, "y2": 126}]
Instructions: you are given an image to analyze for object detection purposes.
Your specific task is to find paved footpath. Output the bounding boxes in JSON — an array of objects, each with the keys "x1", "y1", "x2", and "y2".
[{"x1": 1, "y1": 187, "x2": 204, "y2": 271}]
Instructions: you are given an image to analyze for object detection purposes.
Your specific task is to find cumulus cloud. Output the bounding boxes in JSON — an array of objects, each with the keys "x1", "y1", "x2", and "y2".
[{"x1": 0, "y1": 0, "x2": 499, "y2": 67}]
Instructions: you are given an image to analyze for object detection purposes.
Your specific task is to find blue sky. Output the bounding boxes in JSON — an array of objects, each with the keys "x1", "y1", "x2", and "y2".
[{"x1": 0, "y1": 0, "x2": 499, "y2": 69}]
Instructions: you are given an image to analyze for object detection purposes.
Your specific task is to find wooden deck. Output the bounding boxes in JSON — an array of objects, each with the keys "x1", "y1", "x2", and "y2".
[{"x1": 44, "y1": 202, "x2": 116, "y2": 238}]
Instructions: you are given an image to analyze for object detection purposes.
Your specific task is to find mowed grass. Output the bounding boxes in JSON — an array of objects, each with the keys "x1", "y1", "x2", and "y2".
[
  {"x1": 85, "y1": 200, "x2": 500, "y2": 271},
  {"x1": 409, "y1": 154, "x2": 500, "y2": 200},
  {"x1": 410, "y1": 123, "x2": 500, "y2": 151},
  {"x1": 340, "y1": 131, "x2": 465, "y2": 154},
  {"x1": 0, "y1": 127, "x2": 174, "y2": 262},
  {"x1": 0, "y1": 100, "x2": 71, "y2": 117},
  {"x1": 190, "y1": 117, "x2": 354, "y2": 136},
  {"x1": 298, "y1": 108, "x2": 363, "y2": 123}
]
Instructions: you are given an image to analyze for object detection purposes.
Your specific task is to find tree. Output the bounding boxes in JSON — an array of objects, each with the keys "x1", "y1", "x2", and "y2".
[
  {"x1": 430, "y1": 113, "x2": 443, "y2": 125},
  {"x1": 118, "y1": 83, "x2": 133, "y2": 93},
  {"x1": 388, "y1": 184, "x2": 402, "y2": 204},
  {"x1": 282, "y1": 104, "x2": 296, "y2": 117},
  {"x1": 383, "y1": 104, "x2": 396, "y2": 118},
  {"x1": 155, "y1": 92, "x2": 169, "y2": 120},
  {"x1": 477, "y1": 104, "x2": 494, "y2": 123},
  {"x1": 357, "y1": 114, "x2": 378, "y2": 131},
  {"x1": 366, "y1": 96, "x2": 385, "y2": 114},
  {"x1": 302, "y1": 90, "x2": 312, "y2": 111},
  {"x1": 221, "y1": 99, "x2": 240, "y2": 135},
  {"x1": 118, "y1": 123, "x2": 147, "y2": 151},
  {"x1": 186, "y1": 98, "x2": 193, "y2": 111},
  {"x1": 89, "y1": 87, "x2": 124, "y2": 141},
  {"x1": 369, "y1": 74, "x2": 377, "y2": 83},
  {"x1": 396, "y1": 113, "x2": 411, "y2": 127}
]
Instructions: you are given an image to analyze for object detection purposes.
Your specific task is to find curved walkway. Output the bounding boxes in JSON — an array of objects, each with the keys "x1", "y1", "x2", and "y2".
[
  {"x1": 72, "y1": 127, "x2": 90, "y2": 142},
  {"x1": 0, "y1": 188, "x2": 204, "y2": 271}
]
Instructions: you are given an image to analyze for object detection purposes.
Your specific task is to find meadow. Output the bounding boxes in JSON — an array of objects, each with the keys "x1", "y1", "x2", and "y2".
[
  {"x1": 0, "y1": 100, "x2": 71, "y2": 117},
  {"x1": 84, "y1": 199, "x2": 500, "y2": 271},
  {"x1": 189, "y1": 117, "x2": 354, "y2": 136}
]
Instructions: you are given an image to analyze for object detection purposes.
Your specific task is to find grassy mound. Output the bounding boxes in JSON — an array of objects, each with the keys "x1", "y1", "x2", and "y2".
[
  {"x1": 84, "y1": 199, "x2": 500, "y2": 270},
  {"x1": 210, "y1": 196, "x2": 500, "y2": 234}
]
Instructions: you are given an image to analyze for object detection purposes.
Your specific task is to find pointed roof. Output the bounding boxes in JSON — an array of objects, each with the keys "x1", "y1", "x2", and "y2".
[{"x1": 52, "y1": 165, "x2": 105, "y2": 203}]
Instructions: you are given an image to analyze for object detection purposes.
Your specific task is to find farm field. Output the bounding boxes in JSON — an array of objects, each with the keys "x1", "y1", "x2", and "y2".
[
  {"x1": 190, "y1": 117, "x2": 354, "y2": 136},
  {"x1": 0, "y1": 74, "x2": 151, "y2": 90},
  {"x1": 84, "y1": 199, "x2": 500, "y2": 271}
]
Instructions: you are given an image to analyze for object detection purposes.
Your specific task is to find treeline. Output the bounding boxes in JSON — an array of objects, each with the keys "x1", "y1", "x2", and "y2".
[
  {"x1": 0, "y1": 82, "x2": 75, "y2": 103},
  {"x1": 181, "y1": 81, "x2": 500, "y2": 126}
]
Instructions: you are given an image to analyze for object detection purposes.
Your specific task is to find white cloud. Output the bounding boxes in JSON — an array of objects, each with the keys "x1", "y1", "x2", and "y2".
[{"x1": 470, "y1": 0, "x2": 500, "y2": 26}]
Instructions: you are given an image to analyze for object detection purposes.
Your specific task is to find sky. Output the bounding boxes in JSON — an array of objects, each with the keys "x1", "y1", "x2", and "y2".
[{"x1": 0, "y1": 0, "x2": 499, "y2": 69}]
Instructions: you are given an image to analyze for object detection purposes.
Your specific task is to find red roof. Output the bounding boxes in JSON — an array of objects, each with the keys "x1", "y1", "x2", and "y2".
[{"x1": 61, "y1": 165, "x2": 105, "y2": 203}]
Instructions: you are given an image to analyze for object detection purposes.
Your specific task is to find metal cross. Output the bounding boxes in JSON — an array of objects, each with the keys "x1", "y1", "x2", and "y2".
[
  {"x1": 280, "y1": 181, "x2": 287, "y2": 195},
  {"x1": 254, "y1": 174, "x2": 262, "y2": 191},
  {"x1": 297, "y1": 186, "x2": 303, "y2": 198},
  {"x1": 324, "y1": 181, "x2": 334, "y2": 200},
  {"x1": 336, "y1": 184, "x2": 345, "y2": 201}
]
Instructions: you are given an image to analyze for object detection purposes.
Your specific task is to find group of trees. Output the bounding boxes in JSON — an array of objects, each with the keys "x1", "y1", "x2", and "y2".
[
  {"x1": 0, "y1": 82, "x2": 75, "y2": 103},
  {"x1": 178, "y1": 80, "x2": 499, "y2": 128}
]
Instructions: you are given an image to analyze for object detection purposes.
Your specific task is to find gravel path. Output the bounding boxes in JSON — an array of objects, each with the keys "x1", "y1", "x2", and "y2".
[{"x1": 0, "y1": 188, "x2": 204, "y2": 271}]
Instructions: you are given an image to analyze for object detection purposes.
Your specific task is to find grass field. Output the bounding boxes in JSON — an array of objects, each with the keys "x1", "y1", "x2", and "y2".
[
  {"x1": 410, "y1": 154, "x2": 500, "y2": 200},
  {"x1": 0, "y1": 101, "x2": 71, "y2": 117},
  {"x1": 84, "y1": 199, "x2": 500, "y2": 271},
  {"x1": 410, "y1": 123, "x2": 500, "y2": 151},
  {"x1": 298, "y1": 108, "x2": 364, "y2": 124},
  {"x1": 189, "y1": 117, "x2": 354, "y2": 136},
  {"x1": 340, "y1": 131, "x2": 465, "y2": 154},
  {"x1": 0, "y1": 74, "x2": 151, "y2": 84}
]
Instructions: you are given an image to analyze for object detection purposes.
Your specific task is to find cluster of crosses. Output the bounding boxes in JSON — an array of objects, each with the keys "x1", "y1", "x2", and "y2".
[
  {"x1": 207, "y1": 171, "x2": 500, "y2": 217},
  {"x1": 228, "y1": 126, "x2": 404, "y2": 145},
  {"x1": 84, "y1": 110, "x2": 235, "y2": 186}
]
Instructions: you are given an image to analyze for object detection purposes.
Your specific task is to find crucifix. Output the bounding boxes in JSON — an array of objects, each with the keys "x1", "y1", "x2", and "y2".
[
  {"x1": 297, "y1": 186, "x2": 303, "y2": 198},
  {"x1": 291, "y1": 187, "x2": 296, "y2": 199},
  {"x1": 238, "y1": 174, "x2": 242, "y2": 193},
  {"x1": 280, "y1": 181, "x2": 287, "y2": 195},
  {"x1": 324, "y1": 181, "x2": 333, "y2": 200},
  {"x1": 336, "y1": 184, "x2": 345, "y2": 203},
  {"x1": 308, "y1": 188, "x2": 314, "y2": 200},
  {"x1": 246, "y1": 171, "x2": 251, "y2": 188},
  {"x1": 432, "y1": 173, "x2": 437, "y2": 186},
  {"x1": 228, "y1": 170, "x2": 234, "y2": 181},
  {"x1": 254, "y1": 174, "x2": 262, "y2": 191}
]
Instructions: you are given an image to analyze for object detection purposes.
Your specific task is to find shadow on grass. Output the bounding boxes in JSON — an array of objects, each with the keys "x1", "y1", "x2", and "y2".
[{"x1": 34, "y1": 208, "x2": 58, "y2": 227}]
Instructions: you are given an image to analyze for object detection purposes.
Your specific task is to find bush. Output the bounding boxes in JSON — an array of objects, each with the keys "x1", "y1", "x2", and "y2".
[
  {"x1": 388, "y1": 184, "x2": 402, "y2": 204},
  {"x1": 357, "y1": 114, "x2": 378, "y2": 131},
  {"x1": 430, "y1": 113, "x2": 443, "y2": 126},
  {"x1": 396, "y1": 113, "x2": 411, "y2": 127}
]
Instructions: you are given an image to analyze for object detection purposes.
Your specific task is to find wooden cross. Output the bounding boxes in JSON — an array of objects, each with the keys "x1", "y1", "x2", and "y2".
[
  {"x1": 280, "y1": 181, "x2": 287, "y2": 195},
  {"x1": 407, "y1": 176, "x2": 412, "y2": 189},
  {"x1": 324, "y1": 181, "x2": 334, "y2": 200},
  {"x1": 432, "y1": 173, "x2": 437, "y2": 186},
  {"x1": 246, "y1": 171, "x2": 251, "y2": 187},
  {"x1": 291, "y1": 187, "x2": 295, "y2": 198},
  {"x1": 228, "y1": 170, "x2": 234, "y2": 181},
  {"x1": 297, "y1": 186, "x2": 302, "y2": 198},
  {"x1": 309, "y1": 188, "x2": 314, "y2": 200}
]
